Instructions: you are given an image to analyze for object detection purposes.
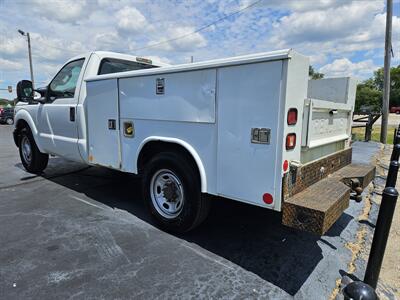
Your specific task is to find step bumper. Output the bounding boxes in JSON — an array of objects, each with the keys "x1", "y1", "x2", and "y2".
[{"x1": 282, "y1": 164, "x2": 376, "y2": 235}]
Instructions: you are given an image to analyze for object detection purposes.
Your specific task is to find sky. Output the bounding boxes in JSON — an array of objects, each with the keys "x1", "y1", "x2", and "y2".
[{"x1": 0, "y1": 0, "x2": 399, "y2": 100}]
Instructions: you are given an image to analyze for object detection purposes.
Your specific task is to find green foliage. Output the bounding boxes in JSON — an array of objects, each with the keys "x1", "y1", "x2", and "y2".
[
  {"x1": 355, "y1": 83, "x2": 382, "y2": 112},
  {"x1": 355, "y1": 65, "x2": 400, "y2": 113},
  {"x1": 309, "y1": 66, "x2": 324, "y2": 79},
  {"x1": 0, "y1": 98, "x2": 14, "y2": 107}
]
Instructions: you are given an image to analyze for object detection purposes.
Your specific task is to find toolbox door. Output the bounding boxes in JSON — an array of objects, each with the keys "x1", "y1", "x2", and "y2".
[
  {"x1": 86, "y1": 79, "x2": 121, "y2": 169},
  {"x1": 216, "y1": 61, "x2": 283, "y2": 208}
]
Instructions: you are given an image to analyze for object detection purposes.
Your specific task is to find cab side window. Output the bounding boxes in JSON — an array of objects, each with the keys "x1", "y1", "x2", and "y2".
[
  {"x1": 98, "y1": 58, "x2": 157, "y2": 75},
  {"x1": 49, "y1": 59, "x2": 85, "y2": 99}
]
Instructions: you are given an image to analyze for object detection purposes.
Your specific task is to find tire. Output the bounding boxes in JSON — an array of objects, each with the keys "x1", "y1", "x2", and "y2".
[
  {"x1": 143, "y1": 152, "x2": 210, "y2": 233},
  {"x1": 6, "y1": 118, "x2": 14, "y2": 125},
  {"x1": 18, "y1": 127, "x2": 49, "y2": 173}
]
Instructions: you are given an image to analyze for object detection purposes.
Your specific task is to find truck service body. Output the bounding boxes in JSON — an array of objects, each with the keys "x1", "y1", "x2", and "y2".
[{"x1": 14, "y1": 49, "x2": 375, "y2": 234}]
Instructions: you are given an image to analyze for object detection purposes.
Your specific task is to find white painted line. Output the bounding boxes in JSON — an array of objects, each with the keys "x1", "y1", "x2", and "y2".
[
  {"x1": 69, "y1": 195, "x2": 105, "y2": 210},
  {"x1": 181, "y1": 242, "x2": 234, "y2": 270}
]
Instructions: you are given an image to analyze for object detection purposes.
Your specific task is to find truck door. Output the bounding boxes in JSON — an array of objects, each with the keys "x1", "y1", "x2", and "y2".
[
  {"x1": 86, "y1": 79, "x2": 120, "y2": 169},
  {"x1": 37, "y1": 57, "x2": 87, "y2": 162}
]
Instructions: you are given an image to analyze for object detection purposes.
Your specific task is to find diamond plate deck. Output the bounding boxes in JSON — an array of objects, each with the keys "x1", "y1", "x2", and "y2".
[{"x1": 282, "y1": 163, "x2": 375, "y2": 235}]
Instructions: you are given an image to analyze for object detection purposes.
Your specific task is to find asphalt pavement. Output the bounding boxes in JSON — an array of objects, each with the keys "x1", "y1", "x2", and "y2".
[{"x1": 0, "y1": 125, "x2": 381, "y2": 299}]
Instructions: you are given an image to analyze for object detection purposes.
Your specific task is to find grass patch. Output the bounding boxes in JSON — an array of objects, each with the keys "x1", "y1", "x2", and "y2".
[{"x1": 352, "y1": 126, "x2": 396, "y2": 144}]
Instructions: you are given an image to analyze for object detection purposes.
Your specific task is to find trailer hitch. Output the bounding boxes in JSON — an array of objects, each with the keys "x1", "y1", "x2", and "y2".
[{"x1": 349, "y1": 178, "x2": 363, "y2": 202}]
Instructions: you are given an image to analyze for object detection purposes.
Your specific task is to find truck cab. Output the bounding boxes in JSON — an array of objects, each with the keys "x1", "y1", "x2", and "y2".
[{"x1": 13, "y1": 51, "x2": 166, "y2": 163}]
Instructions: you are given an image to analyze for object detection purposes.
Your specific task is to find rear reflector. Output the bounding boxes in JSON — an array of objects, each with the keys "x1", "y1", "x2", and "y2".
[
  {"x1": 287, "y1": 108, "x2": 298, "y2": 125},
  {"x1": 286, "y1": 133, "x2": 296, "y2": 150},
  {"x1": 263, "y1": 193, "x2": 273, "y2": 205},
  {"x1": 283, "y1": 160, "x2": 289, "y2": 172}
]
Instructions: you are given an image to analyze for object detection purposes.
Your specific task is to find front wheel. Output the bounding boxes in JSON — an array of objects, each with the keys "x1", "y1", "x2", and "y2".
[
  {"x1": 19, "y1": 127, "x2": 49, "y2": 173},
  {"x1": 143, "y1": 152, "x2": 210, "y2": 233}
]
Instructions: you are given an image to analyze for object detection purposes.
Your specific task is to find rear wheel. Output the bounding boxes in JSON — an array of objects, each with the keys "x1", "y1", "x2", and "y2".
[
  {"x1": 19, "y1": 127, "x2": 49, "y2": 173},
  {"x1": 143, "y1": 152, "x2": 210, "y2": 233},
  {"x1": 6, "y1": 118, "x2": 13, "y2": 125}
]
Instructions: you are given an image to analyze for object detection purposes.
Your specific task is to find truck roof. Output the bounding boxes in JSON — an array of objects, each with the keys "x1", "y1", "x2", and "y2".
[
  {"x1": 67, "y1": 51, "x2": 169, "y2": 68},
  {"x1": 85, "y1": 48, "x2": 300, "y2": 82}
]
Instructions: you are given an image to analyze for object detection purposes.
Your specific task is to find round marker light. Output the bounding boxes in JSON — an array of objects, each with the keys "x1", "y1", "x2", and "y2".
[{"x1": 263, "y1": 193, "x2": 273, "y2": 205}]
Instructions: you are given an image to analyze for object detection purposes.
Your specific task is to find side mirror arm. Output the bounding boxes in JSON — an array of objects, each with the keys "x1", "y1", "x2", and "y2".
[
  {"x1": 35, "y1": 86, "x2": 49, "y2": 104},
  {"x1": 37, "y1": 97, "x2": 46, "y2": 104}
]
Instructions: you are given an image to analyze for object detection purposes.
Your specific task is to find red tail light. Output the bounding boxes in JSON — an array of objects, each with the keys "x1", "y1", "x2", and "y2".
[
  {"x1": 0, "y1": 108, "x2": 3, "y2": 115},
  {"x1": 286, "y1": 133, "x2": 296, "y2": 150},
  {"x1": 287, "y1": 108, "x2": 298, "y2": 125}
]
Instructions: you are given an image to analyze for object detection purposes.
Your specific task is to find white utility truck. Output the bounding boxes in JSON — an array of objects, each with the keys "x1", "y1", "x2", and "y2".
[{"x1": 14, "y1": 49, "x2": 374, "y2": 234}]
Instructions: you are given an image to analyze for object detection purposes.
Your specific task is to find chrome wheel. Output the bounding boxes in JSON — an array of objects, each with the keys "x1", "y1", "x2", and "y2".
[
  {"x1": 150, "y1": 169, "x2": 184, "y2": 219},
  {"x1": 6, "y1": 118, "x2": 13, "y2": 125},
  {"x1": 21, "y1": 135, "x2": 32, "y2": 164}
]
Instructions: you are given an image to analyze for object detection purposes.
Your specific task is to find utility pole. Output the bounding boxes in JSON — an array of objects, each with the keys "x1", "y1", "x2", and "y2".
[
  {"x1": 27, "y1": 32, "x2": 35, "y2": 90},
  {"x1": 18, "y1": 30, "x2": 35, "y2": 90},
  {"x1": 380, "y1": 0, "x2": 393, "y2": 144}
]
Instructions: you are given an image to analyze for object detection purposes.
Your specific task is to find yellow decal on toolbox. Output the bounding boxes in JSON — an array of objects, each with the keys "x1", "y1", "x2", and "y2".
[{"x1": 124, "y1": 121, "x2": 134, "y2": 137}]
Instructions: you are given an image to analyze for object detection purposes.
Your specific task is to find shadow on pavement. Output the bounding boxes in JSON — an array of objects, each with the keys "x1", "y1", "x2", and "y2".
[{"x1": 43, "y1": 165, "x2": 353, "y2": 296}]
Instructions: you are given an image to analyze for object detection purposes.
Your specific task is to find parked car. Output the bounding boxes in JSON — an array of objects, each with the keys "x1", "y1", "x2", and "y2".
[
  {"x1": 390, "y1": 106, "x2": 400, "y2": 114},
  {"x1": 0, "y1": 107, "x2": 14, "y2": 125}
]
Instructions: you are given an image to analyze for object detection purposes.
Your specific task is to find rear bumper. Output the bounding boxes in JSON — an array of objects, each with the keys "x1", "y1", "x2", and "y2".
[{"x1": 281, "y1": 148, "x2": 375, "y2": 235}]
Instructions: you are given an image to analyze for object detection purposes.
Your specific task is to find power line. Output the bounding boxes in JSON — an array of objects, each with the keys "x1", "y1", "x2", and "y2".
[
  {"x1": 131, "y1": 0, "x2": 263, "y2": 52},
  {"x1": 34, "y1": 0, "x2": 262, "y2": 55},
  {"x1": 13, "y1": 0, "x2": 262, "y2": 56},
  {"x1": 29, "y1": 37, "x2": 84, "y2": 54}
]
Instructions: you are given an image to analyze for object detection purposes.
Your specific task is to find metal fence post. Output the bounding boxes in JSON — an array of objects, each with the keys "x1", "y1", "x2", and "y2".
[
  {"x1": 390, "y1": 144, "x2": 400, "y2": 161},
  {"x1": 343, "y1": 281, "x2": 377, "y2": 300},
  {"x1": 364, "y1": 186, "x2": 399, "y2": 288},
  {"x1": 385, "y1": 160, "x2": 399, "y2": 187},
  {"x1": 343, "y1": 132, "x2": 400, "y2": 297},
  {"x1": 394, "y1": 128, "x2": 400, "y2": 146},
  {"x1": 362, "y1": 128, "x2": 400, "y2": 289}
]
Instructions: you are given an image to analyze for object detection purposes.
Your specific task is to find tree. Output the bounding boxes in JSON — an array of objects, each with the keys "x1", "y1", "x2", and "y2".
[
  {"x1": 355, "y1": 65, "x2": 400, "y2": 112},
  {"x1": 0, "y1": 98, "x2": 14, "y2": 107},
  {"x1": 372, "y1": 66, "x2": 400, "y2": 107},
  {"x1": 309, "y1": 66, "x2": 324, "y2": 79},
  {"x1": 355, "y1": 82, "x2": 382, "y2": 112}
]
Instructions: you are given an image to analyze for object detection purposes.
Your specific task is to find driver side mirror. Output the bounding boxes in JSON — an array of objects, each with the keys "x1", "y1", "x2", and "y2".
[{"x1": 16, "y1": 80, "x2": 34, "y2": 103}]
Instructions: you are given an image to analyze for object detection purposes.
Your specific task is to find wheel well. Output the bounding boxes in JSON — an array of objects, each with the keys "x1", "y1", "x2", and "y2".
[
  {"x1": 138, "y1": 141, "x2": 201, "y2": 180},
  {"x1": 13, "y1": 119, "x2": 29, "y2": 147}
]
